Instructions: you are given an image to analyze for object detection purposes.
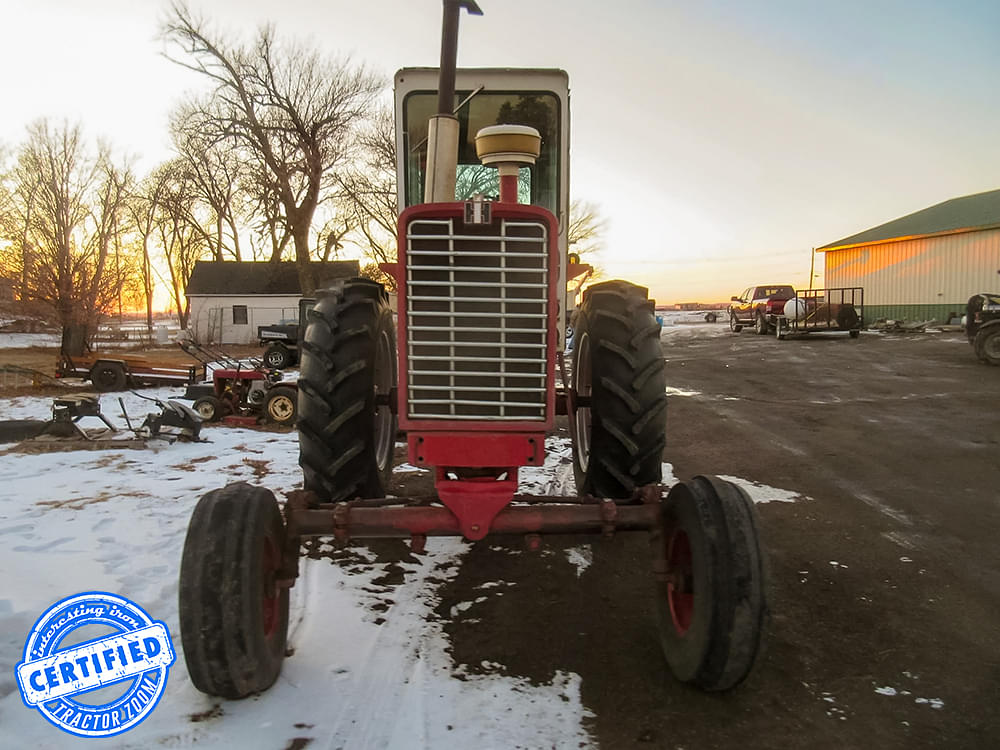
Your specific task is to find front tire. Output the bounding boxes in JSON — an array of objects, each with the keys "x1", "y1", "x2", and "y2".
[
  {"x1": 653, "y1": 475, "x2": 768, "y2": 691},
  {"x1": 729, "y1": 313, "x2": 742, "y2": 333},
  {"x1": 298, "y1": 279, "x2": 397, "y2": 502},
  {"x1": 570, "y1": 280, "x2": 667, "y2": 499},
  {"x1": 178, "y1": 482, "x2": 289, "y2": 698}
]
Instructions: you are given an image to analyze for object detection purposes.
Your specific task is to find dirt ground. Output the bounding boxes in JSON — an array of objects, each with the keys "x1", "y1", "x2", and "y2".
[
  {"x1": 428, "y1": 328, "x2": 1000, "y2": 749},
  {"x1": 3, "y1": 331, "x2": 998, "y2": 748}
]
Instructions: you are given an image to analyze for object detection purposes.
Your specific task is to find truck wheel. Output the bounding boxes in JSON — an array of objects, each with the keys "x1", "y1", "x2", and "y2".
[
  {"x1": 263, "y1": 344, "x2": 292, "y2": 370},
  {"x1": 265, "y1": 386, "x2": 297, "y2": 425},
  {"x1": 298, "y1": 279, "x2": 397, "y2": 502},
  {"x1": 91, "y1": 362, "x2": 126, "y2": 392},
  {"x1": 754, "y1": 312, "x2": 769, "y2": 335},
  {"x1": 570, "y1": 280, "x2": 666, "y2": 498},
  {"x1": 192, "y1": 396, "x2": 222, "y2": 422},
  {"x1": 729, "y1": 313, "x2": 742, "y2": 333},
  {"x1": 653, "y1": 475, "x2": 768, "y2": 691},
  {"x1": 975, "y1": 326, "x2": 1000, "y2": 365},
  {"x1": 178, "y1": 482, "x2": 289, "y2": 698}
]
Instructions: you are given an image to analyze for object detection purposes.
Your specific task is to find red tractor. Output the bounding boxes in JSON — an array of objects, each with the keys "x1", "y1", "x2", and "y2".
[{"x1": 178, "y1": 1, "x2": 767, "y2": 700}]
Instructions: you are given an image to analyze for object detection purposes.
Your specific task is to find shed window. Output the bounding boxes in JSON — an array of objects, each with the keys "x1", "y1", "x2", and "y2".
[{"x1": 233, "y1": 305, "x2": 248, "y2": 325}]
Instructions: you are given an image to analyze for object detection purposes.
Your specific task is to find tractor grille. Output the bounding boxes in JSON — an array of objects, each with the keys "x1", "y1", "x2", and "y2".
[{"x1": 405, "y1": 217, "x2": 550, "y2": 421}]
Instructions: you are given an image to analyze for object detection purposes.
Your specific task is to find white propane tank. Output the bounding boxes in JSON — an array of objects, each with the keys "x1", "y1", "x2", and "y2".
[{"x1": 783, "y1": 298, "x2": 807, "y2": 321}]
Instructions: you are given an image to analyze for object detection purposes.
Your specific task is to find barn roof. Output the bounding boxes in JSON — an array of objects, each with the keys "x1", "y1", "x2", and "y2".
[
  {"x1": 819, "y1": 188, "x2": 1000, "y2": 251},
  {"x1": 186, "y1": 260, "x2": 360, "y2": 296}
]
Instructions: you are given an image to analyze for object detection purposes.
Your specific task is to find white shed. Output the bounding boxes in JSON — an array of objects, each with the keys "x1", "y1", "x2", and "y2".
[
  {"x1": 185, "y1": 260, "x2": 359, "y2": 345},
  {"x1": 818, "y1": 188, "x2": 1000, "y2": 323}
]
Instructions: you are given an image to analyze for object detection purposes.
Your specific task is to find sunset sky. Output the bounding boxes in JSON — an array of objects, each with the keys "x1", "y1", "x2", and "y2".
[{"x1": 2, "y1": 0, "x2": 999, "y2": 305}]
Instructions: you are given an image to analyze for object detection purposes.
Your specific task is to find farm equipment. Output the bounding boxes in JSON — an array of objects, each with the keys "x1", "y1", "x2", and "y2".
[
  {"x1": 56, "y1": 352, "x2": 203, "y2": 392},
  {"x1": 965, "y1": 292, "x2": 1000, "y2": 365},
  {"x1": 178, "y1": 0, "x2": 768, "y2": 700},
  {"x1": 775, "y1": 287, "x2": 864, "y2": 340},
  {"x1": 177, "y1": 339, "x2": 297, "y2": 426},
  {"x1": 257, "y1": 297, "x2": 316, "y2": 369}
]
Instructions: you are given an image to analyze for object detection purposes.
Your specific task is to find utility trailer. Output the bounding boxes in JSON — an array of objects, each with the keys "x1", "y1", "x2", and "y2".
[
  {"x1": 775, "y1": 287, "x2": 864, "y2": 340},
  {"x1": 56, "y1": 353, "x2": 203, "y2": 392},
  {"x1": 178, "y1": 0, "x2": 768, "y2": 701}
]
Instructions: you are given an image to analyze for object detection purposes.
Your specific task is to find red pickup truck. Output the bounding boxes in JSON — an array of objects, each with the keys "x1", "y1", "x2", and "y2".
[{"x1": 729, "y1": 284, "x2": 795, "y2": 335}]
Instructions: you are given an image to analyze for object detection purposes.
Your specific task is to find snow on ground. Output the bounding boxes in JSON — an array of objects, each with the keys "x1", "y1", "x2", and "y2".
[
  {"x1": 0, "y1": 375, "x2": 806, "y2": 748},
  {"x1": 0, "y1": 333, "x2": 61, "y2": 349}
]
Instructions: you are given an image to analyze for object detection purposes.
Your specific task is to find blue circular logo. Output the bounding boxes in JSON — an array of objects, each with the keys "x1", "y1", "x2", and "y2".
[{"x1": 15, "y1": 591, "x2": 175, "y2": 738}]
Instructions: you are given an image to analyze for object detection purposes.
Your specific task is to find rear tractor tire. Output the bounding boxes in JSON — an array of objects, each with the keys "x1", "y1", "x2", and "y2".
[
  {"x1": 570, "y1": 280, "x2": 667, "y2": 499},
  {"x1": 298, "y1": 278, "x2": 398, "y2": 503},
  {"x1": 178, "y1": 482, "x2": 290, "y2": 698},
  {"x1": 653, "y1": 475, "x2": 768, "y2": 691}
]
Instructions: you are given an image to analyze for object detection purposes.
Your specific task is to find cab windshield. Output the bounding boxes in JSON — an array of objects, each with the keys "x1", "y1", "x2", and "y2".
[{"x1": 402, "y1": 90, "x2": 561, "y2": 213}]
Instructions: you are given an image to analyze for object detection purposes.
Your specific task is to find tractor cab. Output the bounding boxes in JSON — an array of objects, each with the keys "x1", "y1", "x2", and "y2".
[{"x1": 394, "y1": 67, "x2": 572, "y2": 335}]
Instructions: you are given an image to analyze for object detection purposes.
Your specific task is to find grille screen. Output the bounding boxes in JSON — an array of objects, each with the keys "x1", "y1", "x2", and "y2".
[{"x1": 405, "y1": 217, "x2": 549, "y2": 420}]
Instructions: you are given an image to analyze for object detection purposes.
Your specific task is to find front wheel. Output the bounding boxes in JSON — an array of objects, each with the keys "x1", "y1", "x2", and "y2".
[
  {"x1": 729, "y1": 313, "x2": 742, "y2": 333},
  {"x1": 298, "y1": 279, "x2": 397, "y2": 503},
  {"x1": 178, "y1": 482, "x2": 289, "y2": 698},
  {"x1": 570, "y1": 280, "x2": 667, "y2": 499},
  {"x1": 653, "y1": 475, "x2": 768, "y2": 691}
]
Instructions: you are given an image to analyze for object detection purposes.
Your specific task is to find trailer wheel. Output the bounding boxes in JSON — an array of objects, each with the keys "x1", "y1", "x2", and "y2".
[
  {"x1": 570, "y1": 280, "x2": 666, "y2": 499},
  {"x1": 754, "y1": 312, "x2": 769, "y2": 335},
  {"x1": 975, "y1": 325, "x2": 1000, "y2": 365},
  {"x1": 265, "y1": 386, "x2": 297, "y2": 425},
  {"x1": 836, "y1": 304, "x2": 860, "y2": 331},
  {"x1": 653, "y1": 475, "x2": 768, "y2": 691},
  {"x1": 92, "y1": 362, "x2": 126, "y2": 392},
  {"x1": 849, "y1": 329, "x2": 860, "y2": 339},
  {"x1": 298, "y1": 278, "x2": 397, "y2": 503},
  {"x1": 729, "y1": 313, "x2": 742, "y2": 333},
  {"x1": 178, "y1": 482, "x2": 289, "y2": 698},
  {"x1": 263, "y1": 344, "x2": 292, "y2": 370},
  {"x1": 192, "y1": 396, "x2": 222, "y2": 422}
]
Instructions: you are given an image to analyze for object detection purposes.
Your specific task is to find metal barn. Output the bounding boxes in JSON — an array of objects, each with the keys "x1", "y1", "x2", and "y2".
[{"x1": 818, "y1": 188, "x2": 1000, "y2": 323}]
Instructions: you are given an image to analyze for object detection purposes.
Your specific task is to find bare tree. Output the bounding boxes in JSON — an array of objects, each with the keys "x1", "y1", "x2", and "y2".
[
  {"x1": 171, "y1": 115, "x2": 247, "y2": 261},
  {"x1": 567, "y1": 199, "x2": 607, "y2": 260},
  {"x1": 337, "y1": 106, "x2": 397, "y2": 290},
  {"x1": 162, "y1": 2, "x2": 383, "y2": 294},
  {"x1": 5, "y1": 120, "x2": 134, "y2": 342},
  {"x1": 152, "y1": 158, "x2": 210, "y2": 328}
]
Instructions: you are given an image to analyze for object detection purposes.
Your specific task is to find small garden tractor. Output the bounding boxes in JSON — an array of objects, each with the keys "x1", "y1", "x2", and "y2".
[
  {"x1": 178, "y1": 339, "x2": 298, "y2": 426},
  {"x1": 178, "y1": 0, "x2": 768, "y2": 701}
]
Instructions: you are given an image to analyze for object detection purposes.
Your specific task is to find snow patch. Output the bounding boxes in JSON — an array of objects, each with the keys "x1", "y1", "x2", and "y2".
[
  {"x1": 564, "y1": 545, "x2": 593, "y2": 577},
  {"x1": 717, "y1": 475, "x2": 808, "y2": 504}
]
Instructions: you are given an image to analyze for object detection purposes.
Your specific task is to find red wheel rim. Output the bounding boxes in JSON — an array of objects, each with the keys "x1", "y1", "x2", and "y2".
[
  {"x1": 666, "y1": 530, "x2": 694, "y2": 635},
  {"x1": 261, "y1": 536, "x2": 279, "y2": 639}
]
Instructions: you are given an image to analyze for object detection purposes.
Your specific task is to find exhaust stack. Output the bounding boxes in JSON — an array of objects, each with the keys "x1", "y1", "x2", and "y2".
[{"x1": 424, "y1": 0, "x2": 483, "y2": 203}]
